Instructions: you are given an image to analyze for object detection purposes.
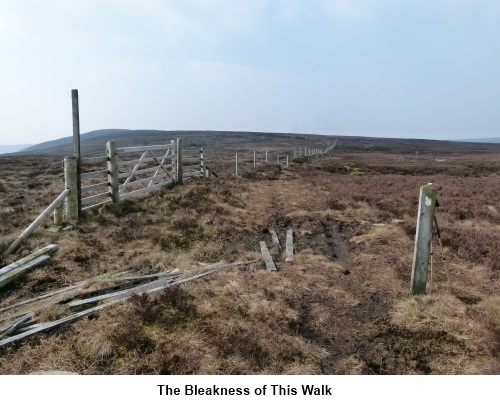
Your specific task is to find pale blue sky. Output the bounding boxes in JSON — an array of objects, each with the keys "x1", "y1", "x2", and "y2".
[{"x1": 0, "y1": 0, "x2": 499, "y2": 144}]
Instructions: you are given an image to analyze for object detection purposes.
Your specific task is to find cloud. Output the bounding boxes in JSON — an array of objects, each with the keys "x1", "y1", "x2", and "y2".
[{"x1": 320, "y1": 0, "x2": 500, "y2": 21}]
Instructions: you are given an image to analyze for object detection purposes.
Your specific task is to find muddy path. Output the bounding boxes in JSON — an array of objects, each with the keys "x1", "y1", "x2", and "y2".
[{"x1": 237, "y1": 165, "x2": 483, "y2": 374}]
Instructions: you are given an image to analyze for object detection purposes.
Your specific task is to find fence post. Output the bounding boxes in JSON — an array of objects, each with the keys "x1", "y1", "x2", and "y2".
[
  {"x1": 299, "y1": 147, "x2": 302, "y2": 156},
  {"x1": 253, "y1": 151, "x2": 256, "y2": 167},
  {"x1": 410, "y1": 184, "x2": 438, "y2": 294},
  {"x1": 277, "y1": 156, "x2": 279, "y2": 165},
  {"x1": 175, "y1": 138, "x2": 183, "y2": 184},
  {"x1": 71, "y1": 89, "x2": 82, "y2": 218},
  {"x1": 235, "y1": 153, "x2": 238, "y2": 176},
  {"x1": 53, "y1": 205, "x2": 63, "y2": 227},
  {"x1": 106, "y1": 141, "x2": 120, "y2": 203},
  {"x1": 64, "y1": 156, "x2": 79, "y2": 221},
  {"x1": 200, "y1": 148, "x2": 208, "y2": 178},
  {"x1": 286, "y1": 156, "x2": 289, "y2": 167},
  {"x1": 265, "y1": 150, "x2": 268, "y2": 164}
]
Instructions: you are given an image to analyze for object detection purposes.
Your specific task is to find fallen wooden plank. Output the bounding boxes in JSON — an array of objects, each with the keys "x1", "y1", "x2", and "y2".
[
  {"x1": 0, "y1": 255, "x2": 51, "y2": 289},
  {"x1": 0, "y1": 268, "x2": 133, "y2": 316},
  {"x1": 0, "y1": 244, "x2": 58, "y2": 277},
  {"x1": 113, "y1": 269, "x2": 181, "y2": 282},
  {"x1": 68, "y1": 261, "x2": 257, "y2": 309},
  {"x1": 0, "y1": 261, "x2": 257, "y2": 348},
  {"x1": 0, "y1": 303, "x2": 112, "y2": 348},
  {"x1": 63, "y1": 272, "x2": 180, "y2": 303},
  {"x1": 0, "y1": 312, "x2": 34, "y2": 339},
  {"x1": 285, "y1": 229, "x2": 294, "y2": 262},
  {"x1": 268, "y1": 228, "x2": 281, "y2": 255},
  {"x1": 260, "y1": 241, "x2": 278, "y2": 271}
]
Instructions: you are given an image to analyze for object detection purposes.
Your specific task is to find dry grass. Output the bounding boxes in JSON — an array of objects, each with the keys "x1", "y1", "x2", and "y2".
[{"x1": 1, "y1": 144, "x2": 499, "y2": 374}]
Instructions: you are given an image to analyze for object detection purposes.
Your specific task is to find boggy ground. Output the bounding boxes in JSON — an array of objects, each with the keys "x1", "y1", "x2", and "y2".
[{"x1": 0, "y1": 150, "x2": 499, "y2": 374}]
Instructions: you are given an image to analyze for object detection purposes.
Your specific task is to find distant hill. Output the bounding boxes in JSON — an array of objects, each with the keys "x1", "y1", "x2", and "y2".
[
  {"x1": 0, "y1": 144, "x2": 35, "y2": 155},
  {"x1": 10, "y1": 130, "x2": 500, "y2": 157},
  {"x1": 21, "y1": 129, "x2": 132, "y2": 152},
  {"x1": 454, "y1": 137, "x2": 500, "y2": 143}
]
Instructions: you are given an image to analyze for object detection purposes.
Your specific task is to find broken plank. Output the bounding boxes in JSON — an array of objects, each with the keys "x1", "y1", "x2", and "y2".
[
  {"x1": 0, "y1": 268, "x2": 133, "y2": 315},
  {"x1": 0, "y1": 255, "x2": 50, "y2": 289},
  {"x1": 112, "y1": 261, "x2": 258, "y2": 300},
  {"x1": 112, "y1": 269, "x2": 181, "y2": 282},
  {"x1": 0, "y1": 303, "x2": 112, "y2": 348},
  {"x1": 0, "y1": 312, "x2": 34, "y2": 339},
  {"x1": 0, "y1": 261, "x2": 258, "y2": 348},
  {"x1": 68, "y1": 260, "x2": 258, "y2": 309},
  {"x1": 260, "y1": 241, "x2": 278, "y2": 271},
  {"x1": 0, "y1": 244, "x2": 58, "y2": 277},
  {"x1": 285, "y1": 229, "x2": 294, "y2": 262},
  {"x1": 268, "y1": 228, "x2": 281, "y2": 255}
]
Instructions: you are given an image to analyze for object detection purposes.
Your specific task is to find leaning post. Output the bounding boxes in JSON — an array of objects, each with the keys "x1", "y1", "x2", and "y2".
[
  {"x1": 64, "y1": 156, "x2": 79, "y2": 221},
  {"x1": 106, "y1": 141, "x2": 120, "y2": 203},
  {"x1": 175, "y1": 138, "x2": 183, "y2": 184},
  {"x1": 410, "y1": 184, "x2": 438, "y2": 294}
]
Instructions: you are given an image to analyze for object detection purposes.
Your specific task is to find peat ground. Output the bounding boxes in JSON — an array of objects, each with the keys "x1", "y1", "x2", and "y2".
[{"x1": 0, "y1": 137, "x2": 499, "y2": 374}]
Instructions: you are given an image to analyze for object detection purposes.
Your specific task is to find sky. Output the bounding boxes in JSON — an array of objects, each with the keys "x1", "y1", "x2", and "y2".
[{"x1": 0, "y1": 0, "x2": 499, "y2": 145}]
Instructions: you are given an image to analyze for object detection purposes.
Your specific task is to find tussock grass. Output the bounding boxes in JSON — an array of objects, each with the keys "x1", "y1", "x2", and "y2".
[{"x1": 1, "y1": 147, "x2": 500, "y2": 374}]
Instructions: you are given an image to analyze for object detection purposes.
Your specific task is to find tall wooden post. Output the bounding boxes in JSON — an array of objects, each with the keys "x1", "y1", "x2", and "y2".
[
  {"x1": 64, "y1": 156, "x2": 79, "y2": 221},
  {"x1": 286, "y1": 155, "x2": 289, "y2": 167},
  {"x1": 106, "y1": 141, "x2": 119, "y2": 203},
  {"x1": 235, "y1": 153, "x2": 238, "y2": 175},
  {"x1": 253, "y1": 151, "x2": 256, "y2": 167},
  {"x1": 175, "y1": 138, "x2": 183, "y2": 184},
  {"x1": 277, "y1": 156, "x2": 280, "y2": 165},
  {"x1": 71, "y1": 89, "x2": 82, "y2": 218},
  {"x1": 265, "y1": 150, "x2": 268, "y2": 164},
  {"x1": 299, "y1": 147, "x2": 302, "y2": 156},
  {"x1": 411, "y1": 184, "x2": 438, "y2": 294}
]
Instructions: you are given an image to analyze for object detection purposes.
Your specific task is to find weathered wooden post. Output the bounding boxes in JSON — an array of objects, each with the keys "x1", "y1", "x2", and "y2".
[
  {"x1": 71, "y1": 89, "x2": 82, "y2": 218},
  {"x1": 286, "y1": 155, "x2": 289, "y2": 167},
  {"x1": 410, "y1": 183, "x2": 438, "y2": 294},
  {"x1": 235, "y1": 153, "x2": 238, "y2": 175},
  {"x1": 285, "y1": 229, "x2": 293, "y2": 262},
  {"x1": 175, "y1": 138, "x2": 183, "y2": 184},
  {"x1": 265, "y1": 150, "x2": 268, "y2": 164},
  {"x1": 253, "y1": 151, "x2": 256, "y2": 167},
  {"x1": 106, "y1": 141, "x2": 120, "y2": 203},
  {"x1": 200, "y1": 148, "x2": 208, "y2": 178},
  {"x1": 53, "y1": 205, "x2": 63, "y2": 227},
  {"x1": 64, "y1": 156, "x2": 79, "y2": 221},
  {"x1": 277, "y1": 156, "x2": 280, "y2": 165}
]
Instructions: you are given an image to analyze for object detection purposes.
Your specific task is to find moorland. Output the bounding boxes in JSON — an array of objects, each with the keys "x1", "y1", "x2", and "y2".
[{"x1": 0, "y1": 131, "x2": 499, "y2": 374}]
